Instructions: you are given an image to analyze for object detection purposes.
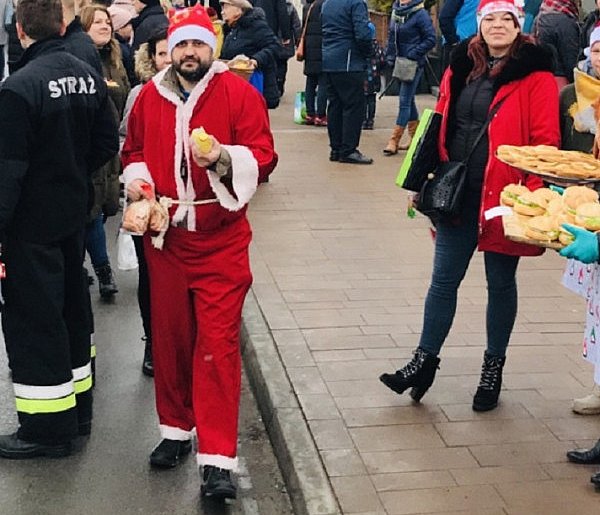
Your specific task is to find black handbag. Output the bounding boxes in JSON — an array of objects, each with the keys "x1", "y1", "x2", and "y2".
[{"x1": 416, "y1": 99, "x2": 505, "y2": 221}]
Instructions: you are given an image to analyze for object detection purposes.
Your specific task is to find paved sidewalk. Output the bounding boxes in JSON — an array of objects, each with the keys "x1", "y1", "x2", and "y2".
[{"x1": 244, "y1": 62, "x2": 600, "y2": 514}]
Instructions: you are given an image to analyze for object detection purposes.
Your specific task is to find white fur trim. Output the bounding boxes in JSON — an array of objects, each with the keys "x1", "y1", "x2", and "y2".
[
  {"x1": 152, "y1": 61, "x2": 229, "y2": 231},
  {"x1": 196, "y1": 453, "x2": 238, "y2": 471},
  {"x1": 159, "y1": 424, "x2": 195, "y2": 441},
  {"x1": 207, "y1": 145, "x2": 258, "y2": 212},
  {"x1": 168, "y1": 26, "x2": 217, "y2": 53},
  {"x1": 122, "y1": 162, "x2": 154, "y2": 187}
]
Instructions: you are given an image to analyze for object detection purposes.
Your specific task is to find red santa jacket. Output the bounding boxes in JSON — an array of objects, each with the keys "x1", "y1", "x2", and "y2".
[
  {"x1": 436, "y1": 39, "x2": 560, "y2": 256},
  {"x1": 121, "y1": 61, "x2": 277, "y2": 232}
]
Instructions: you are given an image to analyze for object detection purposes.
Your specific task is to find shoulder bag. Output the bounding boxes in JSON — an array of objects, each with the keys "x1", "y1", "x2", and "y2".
[
  {"x1": 295, "y1": 3, "x2": 315, "y2": 62},
  {"x1": 416, "y1": 98, "x2": 506, "y2": 222}
]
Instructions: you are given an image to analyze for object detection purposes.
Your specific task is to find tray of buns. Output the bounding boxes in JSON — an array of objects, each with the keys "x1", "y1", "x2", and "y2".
[
  {"x1": 496, "y1": 145, "x2": 600, "y2": 184},
  {"x1": 500, "y1": 184, "x2": 600, "y2": 249}
]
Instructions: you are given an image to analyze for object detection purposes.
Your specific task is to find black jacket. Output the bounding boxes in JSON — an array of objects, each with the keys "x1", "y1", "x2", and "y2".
[
  {"x1": 63, "y1": 18, "x2": 103, "y2": 76},
  {"x1": 303, "y1": 0, "x2": 325, "y2": 76},
  {"x1": 534, "y1": 11, "x2": 579, "y2": 82},
  {"x1": 0, "y1": 38, "x2": 118, "y2": 243},
  {"x1": 253, "y1": 0, "x2": 291, "y2": 40},
  {"x1": 221, "y1": 9, "x2": 281, "y2": 108},
  {"x1": 131, "y1": 4, "x2": 168, "y2": 52}
]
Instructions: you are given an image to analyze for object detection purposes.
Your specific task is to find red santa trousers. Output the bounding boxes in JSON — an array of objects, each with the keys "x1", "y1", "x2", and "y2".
[{"x1": 143, "y1": 216, "x2": 252, "y2": 471}]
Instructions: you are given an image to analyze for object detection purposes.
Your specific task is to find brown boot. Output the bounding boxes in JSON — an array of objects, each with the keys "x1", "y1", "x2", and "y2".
[
  {"x1": 383, "y1": 125, "x2": 405, "y2": 155},
  {"x1": 398, "y1": 120, "x2": 419, "y2": 151}
]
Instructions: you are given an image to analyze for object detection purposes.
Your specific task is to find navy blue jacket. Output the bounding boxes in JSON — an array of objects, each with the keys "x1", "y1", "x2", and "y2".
[
  {"x1": 321, "y1": 0, "x2": 372, "y2": 72},
  {"x1": 385, "y1": 0, "x2": 436, "y2": 67}
]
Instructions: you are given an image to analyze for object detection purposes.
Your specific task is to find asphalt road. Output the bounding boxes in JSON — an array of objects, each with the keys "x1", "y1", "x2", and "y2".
[{"x1": 0, "y1": 220, "x2": 294, "y2": 515}]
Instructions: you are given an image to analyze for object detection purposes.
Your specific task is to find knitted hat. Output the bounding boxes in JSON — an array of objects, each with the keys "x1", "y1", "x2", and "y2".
[
  {"x1": 108, "y1": 5, "x2": 134, "y2": 31},
  {"x1": 590, "y1": 23, "x2": 600, "y2": 51},
  {"x1": 219, "y1": 0, "x2": 253, "y2": 11},
  {"x1": 476, "y1": 0, "x2": 525, "y2": 29},
  {"x1": 167, "y1": 5, "x2": 217, "y2": 53}
]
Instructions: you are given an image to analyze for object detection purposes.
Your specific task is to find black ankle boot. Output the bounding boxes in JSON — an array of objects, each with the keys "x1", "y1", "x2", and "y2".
[
  {"x1": 472, "y1": 352, "x2": 506, "y2": 412},
  {"x1": 201, "y1": 465, "x2": 237, "y2": 499},
  {"x1": 379, "y1": 348, "x2": 440, "y2": 402},
  {"x1": 94, "y1": 263, "x2": 118, "y2": 300},
  {"x1": 142, "y1": 336, "x2": 154, "y2": 377}
]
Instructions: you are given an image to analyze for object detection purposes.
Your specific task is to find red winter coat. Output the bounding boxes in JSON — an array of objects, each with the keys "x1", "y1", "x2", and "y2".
[
  {"x1": 435, "y1": 39, "x2": 560, "y2": 256},
  {"x1": 121, "y1": 62, "x2": 277, "y2": 233}
]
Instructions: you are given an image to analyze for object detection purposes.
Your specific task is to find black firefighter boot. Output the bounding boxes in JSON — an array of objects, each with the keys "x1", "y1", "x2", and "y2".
[
  {"x1": 379, "y1": 348, "x2": 441, "y2": 402},
  {"x1": 94, "y1": 263, "x2": 118, "y2": 300},
  {"x1": 472, "y1": 351, "x2": 506, "y2": 412}
]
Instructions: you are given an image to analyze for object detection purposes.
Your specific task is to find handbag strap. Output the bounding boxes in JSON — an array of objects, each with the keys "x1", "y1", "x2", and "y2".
[
  {"x1": 461, "y1": 97, "x2": 507, "y2": 165},
  {"x1": 299, "y1": 3, "x2": 315, "y2": 43}
]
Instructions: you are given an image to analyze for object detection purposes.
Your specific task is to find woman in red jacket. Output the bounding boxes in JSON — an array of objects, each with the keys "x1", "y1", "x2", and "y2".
[{"x1": 380, "y1": 0, "x2": 559, "y2": 411}]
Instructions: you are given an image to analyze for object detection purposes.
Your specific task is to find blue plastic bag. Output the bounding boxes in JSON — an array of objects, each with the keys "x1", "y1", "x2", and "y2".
[{"x1": 249, "y1": 70, "x2": 264, "y2": 94}]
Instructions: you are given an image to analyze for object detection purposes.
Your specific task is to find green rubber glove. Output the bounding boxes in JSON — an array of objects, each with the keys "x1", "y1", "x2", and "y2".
[
  {"x1": 549, "y1": 185, "x2": 565, "y2": 195},
  {"x1": 559, "y1": 224, "x2": 600, "y2": 263}
]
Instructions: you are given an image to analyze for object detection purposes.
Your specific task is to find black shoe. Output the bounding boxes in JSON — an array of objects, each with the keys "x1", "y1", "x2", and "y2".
[
  {"x1": 142, "y1": 337, "x2": 154, "y2": 377},
  {"x1": 78, "y1": 421, "x2": 92, "y2": 436},
  {"x1": 592, "y1": 469, "x2": 600, "y2": 486},
  {"x1": 339, "y1": 150, "x2": 373, "y2": 165},
  {"x1": 363, "y1": 121, "x2": 374, "y2": 130},
  {"x1": 0, "y1": 433, "x2": 71, "y2": 459},
  {"x1": 567, "y1": 439, "x2": 600, "y2": 464},
  {"x1": 329, "y1": 151, "x2": 340, "y2": 162},
  {"x1": 472, "y1": 352, "x2": 506, "y2": 412},
  {"x1": 201, "y1": 465, "x2": 237, "y2": 500},
  {"x1": 149, "y1": 439, "x2": 192, "y2": 468},
  {"x1": 94, "y1": 263, "x2": 118, "y2": 300},
  {"x1": 379, "y1": 348, "x2": 440, "y2": 402}
]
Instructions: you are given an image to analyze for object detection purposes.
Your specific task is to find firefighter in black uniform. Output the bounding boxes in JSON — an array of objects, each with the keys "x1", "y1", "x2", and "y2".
[{"x1": 0, "y1": 0, "x2": 118, "y2": 458}]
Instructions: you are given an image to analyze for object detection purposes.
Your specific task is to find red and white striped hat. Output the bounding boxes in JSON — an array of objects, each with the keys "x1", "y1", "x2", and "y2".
[
  {"x1": 476, "y1": 0, "x2": 525, "y2": 29},
  {"x1": 167, "y1": 5, "x2": 217, "y2": 54}
]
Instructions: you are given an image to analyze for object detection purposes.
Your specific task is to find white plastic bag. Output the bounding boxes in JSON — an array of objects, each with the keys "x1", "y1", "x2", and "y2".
[{"x1": 117, "y1": 230, "x2": 138, "y2": 271}]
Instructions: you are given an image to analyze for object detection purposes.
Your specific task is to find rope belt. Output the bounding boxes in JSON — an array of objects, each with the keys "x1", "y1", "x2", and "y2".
[{"x1": 151, "y1": 196, "x2": 220, "y2": 250}]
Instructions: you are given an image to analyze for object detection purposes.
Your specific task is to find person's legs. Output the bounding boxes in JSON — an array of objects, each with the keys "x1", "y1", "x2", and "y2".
[
  {"x1": 364, "y1": 93, "x2": 376, "y2": 128},
  {"x1": 325, "y1": 73, "x2": 343, "y2": 157},
  {"x1": 316, "y1": 73, "x2": 328, "y2": 118},
  {"x1": 144, "y1": 232, "x2": 195, "y2": 444},
  {"x1": 472, "y1": 251, "x2": 519, "y2": 412},
  {"x1": 62, "y1": 230, "x2": 94, "y2": 433},
  {"x1": 85, "y1": 214, "x2": 109, "y2": 268},
  {"x1": 396, "y1": 67, "x2": 423, "y2": 127},
  {"x1": 190, "y1": 218, "x2": 252, "y2": 473},
  {"x1": 276, "y1": 58, "x2": 288, "y2": 96},
  {"x1": 85, "y1": 214, "x2": 117, "y2": 299},
  {"x1": 485, "y1": 252, "x2": 520, "y2": 357},
  {"x1": 304, "y1": 74, "x2": 318, "y2": 119},
  {"x1": 338, "y1": 71, "x2": 366, "y2": 157},
  {"x1": 133, "y1": 235, "x2": 153, "y2": 375},
  {"x1": 1, "y1": 236, "x2": 79, "y2": 452},
  {"x1": 418, "y1": 214, "x2": 479, "y2": 355},
  {"x1": 380, "y1": 207, "x2": 479, "y2": 400}
]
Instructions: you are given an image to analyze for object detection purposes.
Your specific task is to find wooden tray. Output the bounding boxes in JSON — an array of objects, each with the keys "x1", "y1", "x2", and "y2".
[{"x1": 502, "y1": 213, "x2": 564, "y2": 250}]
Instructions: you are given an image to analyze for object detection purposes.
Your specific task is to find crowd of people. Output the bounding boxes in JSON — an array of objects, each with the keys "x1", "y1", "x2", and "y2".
[{"x1": 4, "y1": 0, "x2": 600, "y2": 505}]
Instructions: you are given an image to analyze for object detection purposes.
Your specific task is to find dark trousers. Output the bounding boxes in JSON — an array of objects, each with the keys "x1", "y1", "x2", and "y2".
[
  {"x1": 0, "y1": 46, "x2": 4, "y2": 81},
  {"x1": 2, "y1": 230, "x2": 93, "y2": 444},
  {"x1": 133, "y1": 234, "x2": 151, "y2": 340},
  {"x1": 325, "y1": 71, "x2": 366, "y2": 156},
  {"x1": 418, "y1": 200, "x2": 520, "y2": 358},
  {"x1": 276, "y1": 58, "x2": 288, "y2": 96},
  {"x1": 305, "y1": 73, "x2": 328, "y2": 117},
  {"x1": 364, "y1": 93, "x2": 376, "y2": 124}
]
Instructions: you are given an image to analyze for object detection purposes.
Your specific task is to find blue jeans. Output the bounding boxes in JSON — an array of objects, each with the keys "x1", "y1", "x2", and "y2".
[
  {"x1": 85, "y1": 214, "x2": 109, "y2": 268},
  {"x1": 305, "y1": 73, "x2": 327, "y2": 117},
  {"x1": 396, "y1": 66, "x2": 424, "y2": 127},
  {"x1": 418, "y1": 202, "x2": 520, "y2": 358}
]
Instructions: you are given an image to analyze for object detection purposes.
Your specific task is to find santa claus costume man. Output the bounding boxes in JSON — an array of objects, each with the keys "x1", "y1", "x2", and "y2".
[{"x1": 121, "y1": 5, "x2": 277, "y2": 500}]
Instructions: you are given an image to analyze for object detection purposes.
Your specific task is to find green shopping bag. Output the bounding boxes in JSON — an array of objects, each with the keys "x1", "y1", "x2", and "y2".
[
  {"x1": 294, "y1": 91, "x2": 307, "y2": 125},
  {"x1": 395, "y1": 109, "x2": 441, "y2": 192}
]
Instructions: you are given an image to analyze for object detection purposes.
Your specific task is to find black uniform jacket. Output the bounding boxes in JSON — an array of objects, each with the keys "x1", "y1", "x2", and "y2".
[{"x1": 0, "y1": 37, "x2": 119, "y2": 244}]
